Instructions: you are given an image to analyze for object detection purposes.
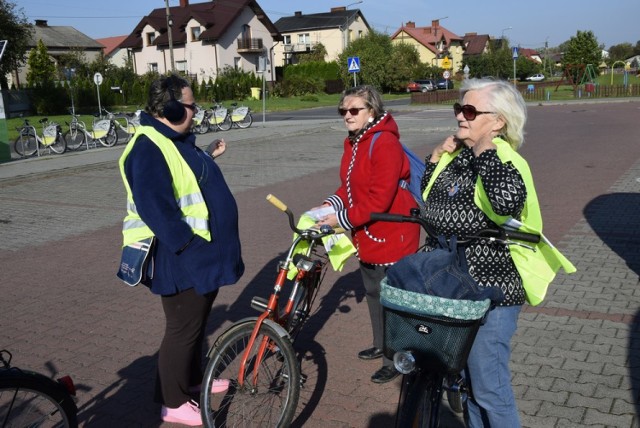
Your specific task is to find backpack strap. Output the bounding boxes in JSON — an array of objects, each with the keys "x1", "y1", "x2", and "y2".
[{"x1": 368, "y1": 131, "x2": 411, "y2": 189}]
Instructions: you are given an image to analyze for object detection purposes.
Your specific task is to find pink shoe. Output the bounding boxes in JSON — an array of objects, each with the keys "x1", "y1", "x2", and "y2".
[
  {"x1": 160, "y1": 399, "x2": 202, "y2": 426},
  {"x1": 189, "y1": 379, "x2": 230, "y2": 394}
]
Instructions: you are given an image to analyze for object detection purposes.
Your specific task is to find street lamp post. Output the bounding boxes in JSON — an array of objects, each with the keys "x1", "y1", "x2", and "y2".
[
  {"x1": 501, "y1": 26, "x2": 512, "y2": 40},
  {"x1": 344, "y1": 1, "x2": 363, "y2": 50},
  {"x1": 165, "y1": 0, "x2": 175, "y2": 72}
]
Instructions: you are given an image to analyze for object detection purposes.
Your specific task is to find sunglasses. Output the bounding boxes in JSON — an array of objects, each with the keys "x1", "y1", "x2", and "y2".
[
  {"x1": 338, "y1": 107, "x2": 367, "y2": 116},
  {"x1": 182, "y1": 102, "x2": 197, "y2": 112},
  {"x1": 453, "y1": 103, "x2": 495, "y2": 121}
]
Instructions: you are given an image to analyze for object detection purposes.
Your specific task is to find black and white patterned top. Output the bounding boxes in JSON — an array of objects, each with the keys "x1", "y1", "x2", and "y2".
[{"x1": 420, "y1": 147, "x2": 527, "y2": 306}]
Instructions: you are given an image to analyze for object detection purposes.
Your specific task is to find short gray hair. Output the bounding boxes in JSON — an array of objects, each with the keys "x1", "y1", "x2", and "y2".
[
  {"x1": 460, "y1": 78, "x2": 527, "y2": 149},
  {"x1": 339, "y1": 85, "x2": 385, "y2": 117}
]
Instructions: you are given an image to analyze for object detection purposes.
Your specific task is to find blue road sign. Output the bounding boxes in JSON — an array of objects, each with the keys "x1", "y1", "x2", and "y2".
[
  {"x1": 512, "y1": 47, "x2": 519, "y2": 59},
  {"x1": 348, "y1": 56, "x2": 360, "y2": 73}
]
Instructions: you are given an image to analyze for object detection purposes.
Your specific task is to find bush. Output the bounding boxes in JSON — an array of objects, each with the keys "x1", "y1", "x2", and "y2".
[{"x1": 275, "y1": 74, "x2": 324, "y2": 97}]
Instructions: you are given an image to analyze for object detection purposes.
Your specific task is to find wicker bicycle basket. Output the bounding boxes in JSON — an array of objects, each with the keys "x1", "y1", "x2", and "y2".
[{"x1": 380, "y1": 277, "x2": 491, "y2": 375}]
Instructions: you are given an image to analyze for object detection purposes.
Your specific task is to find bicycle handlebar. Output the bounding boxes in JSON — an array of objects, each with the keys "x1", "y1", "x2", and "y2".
[
  {"x1": 267, "y1": 194, "x2": 346, "y2": 237},
  {"x1": 370, "y1": 211, "x2": 540, "y2": 245}
]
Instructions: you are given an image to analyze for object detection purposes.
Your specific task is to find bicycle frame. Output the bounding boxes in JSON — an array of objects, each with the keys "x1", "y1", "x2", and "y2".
[{"x1": 236, "y1": 195, "x2": 331, "y2": 388}]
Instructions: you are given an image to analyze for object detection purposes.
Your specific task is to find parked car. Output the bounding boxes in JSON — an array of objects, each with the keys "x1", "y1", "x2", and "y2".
[
  {"x1": 525, "y1": 73, "x2": 545, "y2": 82},
  {"x1": 406, "y1": 79, "x2": 436, "y2": 93},
  {"x1": 436, "y1": 78, "x2": 454, "y2": 90}
]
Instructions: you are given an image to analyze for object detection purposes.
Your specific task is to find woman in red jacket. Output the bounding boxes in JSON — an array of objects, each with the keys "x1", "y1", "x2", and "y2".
[{"x1": 314, "y1": 85, "x2": 419, "y2": 383}]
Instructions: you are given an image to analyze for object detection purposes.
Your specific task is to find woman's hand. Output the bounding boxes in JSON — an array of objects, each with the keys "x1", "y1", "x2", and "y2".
[
  {"x1": 207, "y1": 138, "x2": 226, "y2": 159},
  {"x1": 430, "y1": 135, "x2": 461, "y2": 163},
  {"x1": 315, "y1": 213, "x2": 338, "y2": 228}
]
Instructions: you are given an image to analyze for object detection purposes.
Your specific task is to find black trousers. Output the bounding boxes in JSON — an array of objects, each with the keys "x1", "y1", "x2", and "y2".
[
  {"x1": 359, "y1": 262, "x2": 392, "y2": 368},
  {"x1": 154, "y1": 287, "x2": 218, "y2": 407}
]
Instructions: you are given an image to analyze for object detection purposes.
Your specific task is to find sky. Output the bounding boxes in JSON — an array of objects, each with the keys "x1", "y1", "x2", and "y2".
[{"x1": 15, "y1": 0, "x2": 640, "y2": 50}]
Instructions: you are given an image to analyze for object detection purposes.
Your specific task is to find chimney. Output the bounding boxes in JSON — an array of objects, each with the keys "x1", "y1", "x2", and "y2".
[
  {"x1": 180, "y1": 0, "x2": 188, "y2": 7},
  {"x1": 295, "y1": 11, "x2": 302, "y2": 17},
  {"x1": 405, "y1": 21, "x2": 415, "y2": 28},
  {"x1": 35, "y1": 19, "x2": 48, "y2": 27},
  {"x1": 432, "y1": 20, "x2": 439, "y2": 37},
  {"x1": 331, "y1": 7, "x2": 346, "y2": 12}
]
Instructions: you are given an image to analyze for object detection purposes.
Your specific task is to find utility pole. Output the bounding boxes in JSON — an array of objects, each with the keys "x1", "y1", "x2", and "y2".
[{"x1": 165, "y1": 0, "x2": 175, "y2": 72}]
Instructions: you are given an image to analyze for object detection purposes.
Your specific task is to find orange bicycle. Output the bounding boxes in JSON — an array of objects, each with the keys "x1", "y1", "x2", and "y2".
[{"x1": 201, "y1": 194, "x2": 342, "y2": 427}]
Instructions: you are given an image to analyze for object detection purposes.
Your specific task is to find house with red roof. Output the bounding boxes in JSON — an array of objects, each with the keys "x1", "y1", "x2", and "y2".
[
  {"x1": 390, "y1": 20, "x2": 464, "y2": 73},
  {"x1": 118, "y1": 0, "x2": 281, "y2": 83},
  {"x1": 96, "y1": 36, "x2": 129, "y2": 68}
]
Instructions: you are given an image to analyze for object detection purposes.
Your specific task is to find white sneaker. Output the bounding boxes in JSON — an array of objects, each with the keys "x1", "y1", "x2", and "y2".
[{"x1": 160, "y1": 399, "x2": 202, "y2": 426}]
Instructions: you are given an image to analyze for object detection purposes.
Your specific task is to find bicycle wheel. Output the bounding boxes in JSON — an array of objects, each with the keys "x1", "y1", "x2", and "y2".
[
  {"x1": 98, "y1": 126, "x2": 118, "y2": 147},
  {"x1": 396, "y1": 372, "x2": 442, "y2": 428},
  {"x1": 0, "y1": 372, "x2": 78, "y2": 427},
  {"x1": 216, "y1": 115, "x2": 232, "y2": 131},
  {"x1": 194, "y1": 121, "x2": 210, "y2": 134},
  {"x1": 235, "y1": 113, "x2": 253, "y2": 129},
  {"x1": 13, "y1": 130, "x2": 38, "y2": 157},
  {"x1": 48, "y1": 134, "x2": 67, "y2": 154},
  {"x1": 445, "y1": 374, "x2": 465, "y2": 413},
  {"x1": 201, "y1": 321, "x2": 300, "y2": 428},
  {"x1": 63, "y1": 128, "x2": 86, "y2": 151}
]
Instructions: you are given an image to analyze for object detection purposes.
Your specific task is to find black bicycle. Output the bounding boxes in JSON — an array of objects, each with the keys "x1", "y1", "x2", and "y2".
[
  {"x1": 371, "y1": 209, "x2": 540, "y2": 427},
  {"x1": 0, "y1": 349, "x2": 78, "y2": 427}
]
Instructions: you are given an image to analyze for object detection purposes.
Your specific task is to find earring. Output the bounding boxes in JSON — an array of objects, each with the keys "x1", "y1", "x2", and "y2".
[{"x1": 367, "y1": 117, "x2": 374, "y2": 123}]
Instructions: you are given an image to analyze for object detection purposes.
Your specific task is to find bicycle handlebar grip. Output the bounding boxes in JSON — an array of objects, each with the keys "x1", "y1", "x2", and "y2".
[
  {"x1": 370, "y1": 212, "x2": 408, "y2": 223},
  {"x1": 504, "y1": 229, "x2": 540, "y2": 244},
  {"x1": 266, "y1": 194, "x2": 288, "y2": 212}
]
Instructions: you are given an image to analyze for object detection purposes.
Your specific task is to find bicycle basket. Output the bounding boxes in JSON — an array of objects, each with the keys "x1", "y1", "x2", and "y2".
[
  {"x1": 231, "y1": 106, "x2": 248, "y2": 121},
  {"x1": 381, "y1": 278, "x2": 490, "y2": 374},
  {"x1": 211, "y1": 108, "x2": 228, "y2": 124},
  {"x1": 193, "y1": 109, "x2": 205, "y2": 124},
  {"x1": 42, "y1": 123, "x2": 59, "y2": 146},
  {"x1": 92, "y1": 119, "x2": 111, "y2": 139}
]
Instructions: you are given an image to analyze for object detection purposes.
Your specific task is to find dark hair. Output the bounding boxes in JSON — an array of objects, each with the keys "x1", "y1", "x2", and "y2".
[
  {"x1": 146, "y1": 74, "x2": 190, "y2": 118},
  {"x1": 339, "y1": 85, "x2": 384, "y2": 116}
]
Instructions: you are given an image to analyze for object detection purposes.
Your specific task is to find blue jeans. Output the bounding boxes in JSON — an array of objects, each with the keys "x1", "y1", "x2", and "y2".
[{"x1": 465, "y1": 305, "x2": 522, "y2": 428}]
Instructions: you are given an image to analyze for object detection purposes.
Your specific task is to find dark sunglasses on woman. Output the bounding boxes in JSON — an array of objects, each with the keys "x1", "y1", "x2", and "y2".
[{"x1": 453, "y1": 103, "x2": 495, "y2": 121}]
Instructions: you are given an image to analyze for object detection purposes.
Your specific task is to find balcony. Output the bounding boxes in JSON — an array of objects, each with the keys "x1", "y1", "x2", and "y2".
[
  {"x1": 237, "y1": 38, "x2": 264, "y2": 53},
  {"x1": 283, "y1": 43, "x2": 316, "y2": 53}
]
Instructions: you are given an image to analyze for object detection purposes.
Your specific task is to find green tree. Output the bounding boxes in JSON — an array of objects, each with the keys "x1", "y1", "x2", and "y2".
[
  {"x1": 462, "y1": 39, "x2": 512, "y2": 78},
  {"x1": 561, "y1": 30, "x2": 602, "y2": 82},
  {"x1": 386, "y1": 43, "x2": 421, "y2": 92},
  {"x1": 0, "y1": 0, "x2": 32, "y2": 89},
  {"x1": 298, "y1": 42, "x2": 327, "y2": 63},
  {"x1": 26, "y1": 39, "x2": 56, "y2": 87},
  {"x1": 607, "y1": 42, "x2": 634, "y2": 64},
  {"x1": 338, "y1": 30, "x2": 393, "y2": 91}
]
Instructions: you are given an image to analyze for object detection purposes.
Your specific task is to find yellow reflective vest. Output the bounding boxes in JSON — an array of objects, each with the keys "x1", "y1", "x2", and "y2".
[
  {"x1": 118, "y1": 125, "x2": 211, "y2": 247},
  {"x1": 422, "y1": 137, "x2": 576, "y2": 306}
]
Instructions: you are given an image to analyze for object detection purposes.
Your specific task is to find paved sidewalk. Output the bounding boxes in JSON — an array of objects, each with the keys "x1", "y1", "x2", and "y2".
[{"x1": 0, "y1": 101, "x2": 639, "y2": 427}]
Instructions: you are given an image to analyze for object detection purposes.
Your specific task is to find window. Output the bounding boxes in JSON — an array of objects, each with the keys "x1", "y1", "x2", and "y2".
[
  {"x1": 297, "y1": 33, "x2": 310, "y2": 44},
  {"x1": 148, "y1": 63, "x2": 158, "y2": 73},
  {"x1": 176, "y1": 60, "x2": 187, "y2": 72},
  {"x1": 241, "y1": 24, "x2": 251, "y2": 42},
  {"x1": 358, "y1": 30, "x2": 363, "y2": 39},
  {"x1": 146, "y1": 32, "x2": 156, "y2": 46},
  {"x1": 190, "y1": 27, "x2": 201, "y2": 41},
  {"x1": 283, "y1": 35, "x2": 291, "y2": 45},
  {"x1": 234, "y1": 57, "x2": 241, "y2": 68}
]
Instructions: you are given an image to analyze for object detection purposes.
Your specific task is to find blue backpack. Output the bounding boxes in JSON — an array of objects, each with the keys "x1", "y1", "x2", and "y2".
[{"x1": 369, "y1": 132, "x2": 426, "y2": 208}]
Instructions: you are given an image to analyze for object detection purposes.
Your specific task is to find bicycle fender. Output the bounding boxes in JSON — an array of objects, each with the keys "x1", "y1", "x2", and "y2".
[{"x1": 206, "y1": 317, "x2": 292, "y2": 358}]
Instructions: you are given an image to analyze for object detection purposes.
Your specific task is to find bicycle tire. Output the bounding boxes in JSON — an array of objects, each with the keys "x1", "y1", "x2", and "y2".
[
  {"x1": 201, "y1": 321, "x2": 300, "y2": 428},
  {"x1": 216, "y1": 115, "x2": 232, "y2": 131},
  {"x1": 445, "y1": 374, "x2": 465, "y2": 413},
  {"x1": 396, "y1": 372, "x2": 441, "y2": 428},
  {"x1": 48, "y1": 134, "x2": 67, "y2": 154},
  {"x1": 13, "y1": 130, "x2": 38, "y2": 157},
  {"x1": 118, "y1": 119, "x2": 135, "y2": 143},
  {"x1": 194, "y1": 121, "x2": 210, "y2": 134},
  {"x1": 0, "y1": 371, "x2": 78, "y2": 427},
  {"x1": 98, "y1": 126, "x2": 118, "y2": 147},
  {"x1": 235, "y1": 112, "x2": 253, "y2": 129},
  {"x1": 63, "y1": 128, "x2": 86, "y2": 151}
]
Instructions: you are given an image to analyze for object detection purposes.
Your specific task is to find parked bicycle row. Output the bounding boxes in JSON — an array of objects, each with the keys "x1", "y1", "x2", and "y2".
[{"x1": 12, "y1": 101, "x2": 252, "y2": 158}]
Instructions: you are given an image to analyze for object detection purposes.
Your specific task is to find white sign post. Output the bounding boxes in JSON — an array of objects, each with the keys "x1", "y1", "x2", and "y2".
[
  {"x1": 94, "y1": 72, "x2": 103, "y2": 115},
  {"x1": 512, "y1": 47, "x2": 518, "y2": 85}
]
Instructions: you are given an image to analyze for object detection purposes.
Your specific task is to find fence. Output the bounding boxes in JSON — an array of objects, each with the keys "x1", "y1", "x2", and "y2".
[{"x1": 411, "y1": 83, "x2": 640, "y2": 104}]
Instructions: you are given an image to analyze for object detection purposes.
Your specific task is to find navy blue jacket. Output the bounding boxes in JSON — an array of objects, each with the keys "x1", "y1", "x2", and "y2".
[{"x1": 123, "y1": 112, "x2": 244, "y2": 296}]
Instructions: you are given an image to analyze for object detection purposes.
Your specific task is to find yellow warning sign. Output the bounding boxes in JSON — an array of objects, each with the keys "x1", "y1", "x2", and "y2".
[{"x1": 441, "y1": 56, "x2": 452, "y2": 69}]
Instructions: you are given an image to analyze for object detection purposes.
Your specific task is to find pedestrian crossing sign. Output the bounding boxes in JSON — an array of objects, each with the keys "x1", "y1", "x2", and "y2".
[{"x1": 348, "y1": 56, "x2": 360, "y2": 73}]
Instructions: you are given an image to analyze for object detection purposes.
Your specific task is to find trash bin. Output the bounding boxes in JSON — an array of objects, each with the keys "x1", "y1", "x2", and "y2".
[{"x1": 250, "y1": 87, "x2": 261, "y2": 100}]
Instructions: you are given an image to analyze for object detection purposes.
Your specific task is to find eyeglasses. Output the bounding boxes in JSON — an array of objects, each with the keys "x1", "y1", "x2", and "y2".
[
  {"x1": 453, "y1": 103, "x2": 495, "y2": 121},
  {"x1": 338, "y1": 107, "x2": 367, "y2": 116},
  {"x1": 182, "y1": 102, "x2": 197, "y2": 112}
]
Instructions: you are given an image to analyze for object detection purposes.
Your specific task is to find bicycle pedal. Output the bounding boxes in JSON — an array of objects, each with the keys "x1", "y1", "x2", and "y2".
[{"x1": 251, "y1": 296, "x2": 268, "y2": 312}]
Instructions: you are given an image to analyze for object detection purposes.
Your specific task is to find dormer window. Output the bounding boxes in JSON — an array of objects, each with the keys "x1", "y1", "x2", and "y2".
[
  {"x1": 191, "y1": 27, "x2": 201, "y2": 41},
  {"x1": 146, "y1": 32, "x2": 156, "y2": 46}
]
